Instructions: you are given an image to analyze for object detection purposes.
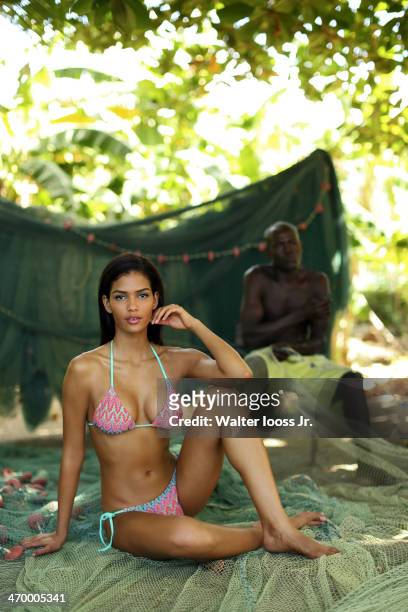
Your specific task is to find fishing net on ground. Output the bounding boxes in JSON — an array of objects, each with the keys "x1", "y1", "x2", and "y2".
[{"x1": 0, "y1": 436, "x2": 407, "y2": 612}]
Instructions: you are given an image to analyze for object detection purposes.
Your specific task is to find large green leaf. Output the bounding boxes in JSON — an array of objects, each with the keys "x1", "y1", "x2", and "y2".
[
  {"x1": 54, "y1": 67, "x2": 123, "y2": 82},
  {"x1": 40, "y1": 129, "x2": 132, "y2": 158},
  {"x1": 124, "y1": 0, "x2": 151, "y2": 29},
  {"x1": 110, "y1": 0, "x2": 152, "y2": 32},
  {"x1": 70, "y1": 0, "x2": 93, "y2": 13},
  {"x1": 217, "y1": 3, "x2": 254, "y2": 25},
  {"x1": 135, "y1": 124, "x2": 163, "y2": 145},
  {"x1": 273, "y1": 0, "x2": 297, "y2": 14},
  {"x1": 111, "y1": 0, "x2": 134, "y2": 33},
  {"x1": 21, "y1": 159, "x2": 74, "y2": 203},
  {"x1": 239, "y1": 142, "x2": 260, "y2": 181}
]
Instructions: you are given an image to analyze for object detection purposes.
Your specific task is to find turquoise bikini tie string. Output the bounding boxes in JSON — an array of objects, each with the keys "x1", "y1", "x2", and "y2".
[{"x1": 98, "y1": 511, "x2": 116, "y2": 552}]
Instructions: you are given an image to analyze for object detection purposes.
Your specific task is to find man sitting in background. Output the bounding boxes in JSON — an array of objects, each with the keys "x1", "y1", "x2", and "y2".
[{"x1": 236, "y1": 221, "x2": 371, "y2": 438}]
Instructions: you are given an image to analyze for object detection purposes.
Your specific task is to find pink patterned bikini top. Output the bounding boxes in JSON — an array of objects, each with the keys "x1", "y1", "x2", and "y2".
[{"x1": 87, "y1": 340, "x2": 182, "y2": 435}]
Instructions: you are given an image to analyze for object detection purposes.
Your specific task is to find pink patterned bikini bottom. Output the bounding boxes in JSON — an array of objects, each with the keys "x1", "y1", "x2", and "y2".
[{"x1": 98, "y1": 460, "x2": 184, "y2": 552}]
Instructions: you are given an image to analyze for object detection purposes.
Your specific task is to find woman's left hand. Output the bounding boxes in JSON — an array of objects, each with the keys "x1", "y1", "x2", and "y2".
[{"x1": 151, "y1": 304, "x2": 197, "y2": 330}]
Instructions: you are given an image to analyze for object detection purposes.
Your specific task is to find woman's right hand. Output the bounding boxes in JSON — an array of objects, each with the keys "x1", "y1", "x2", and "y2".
[{"x1": 20, "y1": 532, "x2": 66, "y2": 556}]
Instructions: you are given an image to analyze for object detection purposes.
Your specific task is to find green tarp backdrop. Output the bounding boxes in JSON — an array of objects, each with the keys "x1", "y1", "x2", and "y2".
[{"x1": 0, "y1": 149, "x2": 349, "y2": 428}]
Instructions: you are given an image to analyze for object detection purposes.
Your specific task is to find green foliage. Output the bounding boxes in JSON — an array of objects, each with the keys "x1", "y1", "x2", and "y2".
[
  {"x1": 217, "y1": 3, "x2": 255, "y2": 25},
  {"x1": 1, "y1": 1, "x2": 406, "y2": 157},
  {"x1": 365, "y1": 289, "x2": 408, "y2": 336},
  {"x1": 38, "y1": 129, "x2": 132, "y2": 158},
  {"x1": 346, "y1": 212, "x2": 408, "y2": 336},
  {"x1": 54, "y1": 67, "x2": 123, "y2": 81},
  {"x1": 21, "y1": 159, "x2": 74, "y2": 206}
]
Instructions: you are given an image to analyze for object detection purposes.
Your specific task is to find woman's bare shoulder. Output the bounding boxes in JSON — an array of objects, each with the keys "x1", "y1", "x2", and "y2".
[
  {"x1": 158, "y1": 345, "x2": 207, "y2": 365},
  {"x1": 157, "y1": 345, "x2": 195, "y2": 354},
  {"x1": 67, "y1": 344, "x2": 108, "y2": 377}
]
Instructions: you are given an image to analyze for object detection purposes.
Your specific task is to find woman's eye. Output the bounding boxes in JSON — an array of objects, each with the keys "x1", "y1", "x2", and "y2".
[{"x1": 114, "y1": 293, "x2": 148, "y2": 300}]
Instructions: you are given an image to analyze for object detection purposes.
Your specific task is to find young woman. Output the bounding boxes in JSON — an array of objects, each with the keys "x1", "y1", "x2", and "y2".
[{"x1": 21, "y1": 253, "x2": 339, "y2": 561}]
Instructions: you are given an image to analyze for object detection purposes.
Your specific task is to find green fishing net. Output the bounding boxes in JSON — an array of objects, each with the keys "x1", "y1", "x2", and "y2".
[
  {"x1": 0, "y1": 149, "x2": 349, "y2": 429},
  {"x1": 1, "y1": 437, "x2": 407, "y2": 611}
]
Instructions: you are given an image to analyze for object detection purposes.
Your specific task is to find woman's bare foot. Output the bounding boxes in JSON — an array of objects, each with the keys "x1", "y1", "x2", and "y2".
[
  {"x1": 263, "y1": 524, "x2": 340, "y2": 559},
  {"x1": 289, "y1": 511, "x2": 327, "y2": 529}
]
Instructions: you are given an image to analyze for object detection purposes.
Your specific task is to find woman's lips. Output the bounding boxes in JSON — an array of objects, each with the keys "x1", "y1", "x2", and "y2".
[{"x1": 126, "y1": 317, "x2": 142, "y2": 324}]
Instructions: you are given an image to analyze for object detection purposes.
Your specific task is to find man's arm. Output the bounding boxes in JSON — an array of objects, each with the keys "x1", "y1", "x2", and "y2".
[
  {"x1": 308, "y1": 272, "x2": 331, "y2": 351},
  {"x1": 278, "y1": 273, "x2": 330, "y2": 355},
  {"x1": 238, "y1": 268, "x2": 309, "y2": 350}
]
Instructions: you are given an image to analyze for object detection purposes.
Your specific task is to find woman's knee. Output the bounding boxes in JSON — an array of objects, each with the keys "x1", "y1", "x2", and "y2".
[{"x1": 170, "y1": 518, "x2": 214, "y2": 556}]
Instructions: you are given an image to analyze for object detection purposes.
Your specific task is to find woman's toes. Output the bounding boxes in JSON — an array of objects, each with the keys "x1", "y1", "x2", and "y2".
[
  {"x1": 289, "y1": 511, "x2": 329, "y2": 529},
  {"x1": 309, "y1": 513, "x2": 327, "y2": 524}
]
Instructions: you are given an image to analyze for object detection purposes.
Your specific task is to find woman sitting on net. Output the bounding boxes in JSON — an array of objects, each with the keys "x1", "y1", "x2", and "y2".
[{"x1": 21, "y1": 253, "x2": 339, "y2": 561}]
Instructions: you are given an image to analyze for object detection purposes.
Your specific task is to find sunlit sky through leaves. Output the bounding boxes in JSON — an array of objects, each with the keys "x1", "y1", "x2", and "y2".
[{"x1": 0, "y1": 14, "x2": 406, "y2": 238}]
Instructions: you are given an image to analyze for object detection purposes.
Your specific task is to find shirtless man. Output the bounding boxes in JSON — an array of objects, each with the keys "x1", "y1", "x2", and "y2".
[
  {"x1": 237, "y1": 221, "x2": 371, "y2": 438},
  {"x1": 237, "y1": 221, "x2": 330, "y2": 357}
]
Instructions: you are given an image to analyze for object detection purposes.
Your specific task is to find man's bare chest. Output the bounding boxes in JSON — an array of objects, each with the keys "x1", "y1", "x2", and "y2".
[{"x1": 259, "y1": 275, "x2": 314, "y2": 319}]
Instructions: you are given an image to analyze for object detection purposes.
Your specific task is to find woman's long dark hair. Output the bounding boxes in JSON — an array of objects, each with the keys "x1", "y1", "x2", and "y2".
[{"x1": 98, "y1": 252, "x2": 165, "y2": 346}]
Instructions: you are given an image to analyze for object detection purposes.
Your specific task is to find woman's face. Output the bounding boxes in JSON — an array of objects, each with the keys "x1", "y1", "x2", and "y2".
[{"x1": 102, "y1": 271, "x2": 159, "y2": 334}]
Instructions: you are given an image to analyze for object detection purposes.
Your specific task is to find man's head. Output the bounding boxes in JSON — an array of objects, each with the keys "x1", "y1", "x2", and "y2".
[{"x1": 263, "y1": 222, "x2": 302, "y2": 270}]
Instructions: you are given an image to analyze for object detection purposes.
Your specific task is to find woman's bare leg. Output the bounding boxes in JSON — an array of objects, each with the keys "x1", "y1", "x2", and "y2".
[
  {"x1": 221, "y1": 437, "x2": 339, "y2": 558},
  {"x1": 177, "y1": 435, "x2": 339, "y2": 559},
  {"x1": 112, "y1": 512, "x2": 263, "y2": 560}
]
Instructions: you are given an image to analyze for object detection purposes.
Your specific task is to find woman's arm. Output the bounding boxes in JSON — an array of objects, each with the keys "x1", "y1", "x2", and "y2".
[
  {"x1": 152, "y1": 304, "x2": 252, "y2": 379},
  {"x1": 186, "y1": 319, "x2": 253, "y2": 378},
  {"x1": 22, "y1": 355, "x2": 90, "y2": 555},
  {"x1": 56, "y1": 356, "x2": 90, "y2": 539}
]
